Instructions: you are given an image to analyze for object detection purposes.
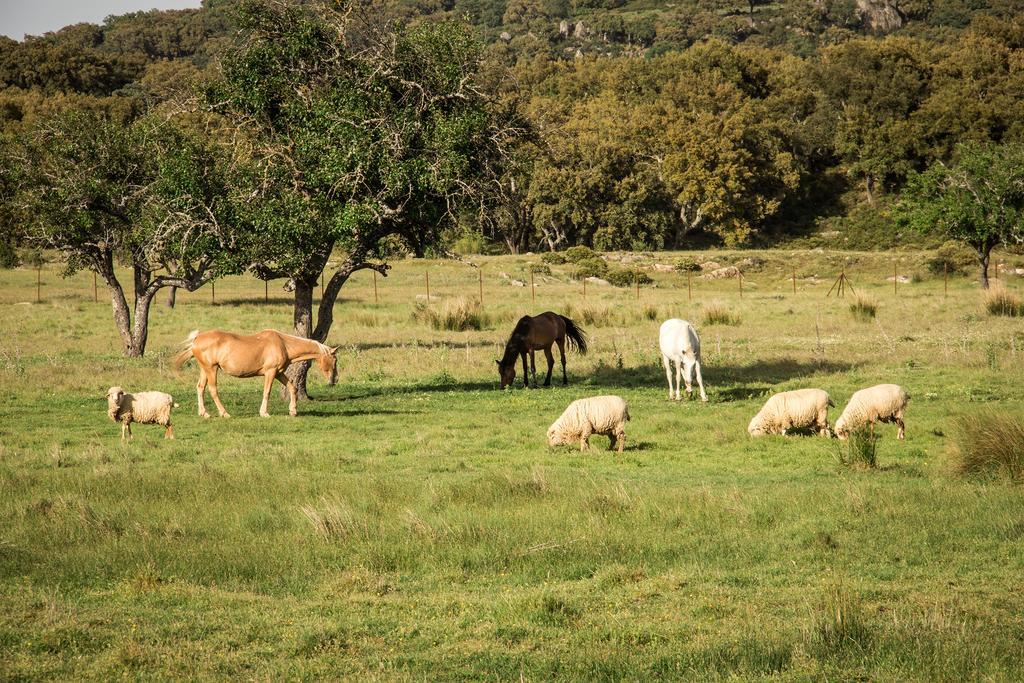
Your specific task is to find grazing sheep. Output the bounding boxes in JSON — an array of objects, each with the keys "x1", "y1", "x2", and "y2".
[
  {"x1": 659, "y1": 319, "x2": 707, "y2": 402},
  {"x1": 106, "y1": 387, "x2": 178, "y2": 440},
  {"x1": 748, "y1": 388, "x2": 834, "y2": 437},
  {"x1": 835, "y1": 384, "x2": 910, "y2": 440},
  {"x1": 547, "y1": 395, "x2": 630, "y2": 453}
]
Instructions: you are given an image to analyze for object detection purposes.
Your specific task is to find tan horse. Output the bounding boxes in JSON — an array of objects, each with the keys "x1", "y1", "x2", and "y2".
[
  {"x1": 497, "y1": 312, "x2": 588, "y2": 389},
  {"x1": 173, "y1": 329, "x2": 338, "y2": 418}
]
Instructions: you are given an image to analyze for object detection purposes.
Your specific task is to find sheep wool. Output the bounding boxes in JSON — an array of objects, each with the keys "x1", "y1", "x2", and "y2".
[
  {"x1": 547, "y1": 395, "x2": 630, "y2": 453},
  {"x1": 107, "y1": 387, "x2": 178, "y2": 440},
  {"x1": 835, "y1": 383, "x2": 910, "y2": 440},
  {"x1": 748, "y1": 388, "x2": 833, "y2": 437}
]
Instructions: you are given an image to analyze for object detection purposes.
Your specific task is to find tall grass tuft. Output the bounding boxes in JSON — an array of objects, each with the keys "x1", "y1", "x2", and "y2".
[
  {"x1": 810, "y1": 584, "x2": 873, "y2": 657},
  {"x1": 948, "y1": 409, "x2": 1024, "y2": 480},
  {"x1": 643, "y1": 304, "x2": 659, "y2": 321},
  {"x1": 833, "y1": 427, "x2": 878, "y2": 470},
  {"x1": 849, "y1": 296, "x2": 877, "y2": 321},
  {"x1": 702, "y1": 302, "x2": 739, "y2": 326},
  {"x1": 300, "y1": 498, "x2": 366, "y2": 539},
  {"x1": 412, "y1": 297, "x2": 489, "y2": 331},
  {"x1": 983, "y1": 285, "x2": 1024, "y2": 317},
  {"x1": 564, "y1": 303, "x2": 615, "y2": 327}
]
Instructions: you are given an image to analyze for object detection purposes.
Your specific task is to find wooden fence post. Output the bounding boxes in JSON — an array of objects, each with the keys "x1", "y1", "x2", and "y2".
[
  {"x1": 479, "y1": 269, "x2": 483, "y2": 305},
  {"x1": 944, "y1": 263, "x2": 948, "y2": 297},
  {"x1": 36, "y1": 266, "x2": 41, "y2": 303},
  {"x1": 93, "y1": 272, "x2": 98, "y2": 302},
  {"x1": 738, "y1": 271, "x2": 743, "y2": 298},
  {"x1": 531, "y1": 270, "x2": 535, "y2": 303},
  {"x1": 792, "y1": 270, "x2": 796, "y2": 295},
  {"x1": 211, "y1": 281, "x2": 215, "y2": 304},
  {"x1": 893, "y1": 262, "x2": 897, "y2": 296},
  {"x1": 373, "y1": 270, "x2": 379, "y2": 304},
  {"x1": 687, "y1": 271, "x2": 692, "y2": 301},
  {"x1": 425, "y1": 272, "x2": 430, "y2": 301},
  {"x1": 265, "y1": 279, "x2": 269, "y2": 303}
]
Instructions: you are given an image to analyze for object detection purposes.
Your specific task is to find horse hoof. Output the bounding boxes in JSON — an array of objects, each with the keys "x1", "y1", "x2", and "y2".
[
  {"x1": 200, "y1": 413, "x2": 210, "y2": 419},
  {"x1": 220, "y1": 413, "x2": 231, "y2": 419},
  {"x1": 259, "y1": 413, "x2": 270, "y2": 418}
]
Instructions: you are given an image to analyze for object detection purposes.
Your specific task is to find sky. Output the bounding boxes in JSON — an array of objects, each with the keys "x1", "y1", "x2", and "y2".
[{"x1": 0, "y1": 0, "x2": 202, "y2": 40}]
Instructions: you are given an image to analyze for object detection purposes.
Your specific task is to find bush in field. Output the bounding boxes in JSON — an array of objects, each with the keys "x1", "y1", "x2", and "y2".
[
  {"x1": 0, "y1": 241, "x2": 18, "y2": 268},
  {"x1": 565, "y1": 303, "x2": 615, "y2": 326},
  {"x1": 675, "y1": 258, "x2": 701, "y2": 273},
  {"x1": 412, "y1": 298, "x2": 489, "y2": 331},
  {"x1": 564, "y1": 246, "x2": 599, "y2": 263},
  {"x1": 833, "y1": 426, "x2": 878, "y2": 469},
  {"x1": 984, "y1": 285, "x2": 1024, "y2": 317},
  {"x1": 926, "y1": 241, "x2": 974, "y2": 275},
  {"x1": 810, "y1": 585, "x2": 873, "y2": 657},
  {"x1": 571, "y1": 257, "x2": 609, "y2": 280},
  {"x1": 540, "y1": 251, "x2": 566, "y2": 265},
  {"x1": 605, "y1": 268, "x2": 653, "y2": 287},
  {"x1": 529, "y1": 263, "x2": 551, "y2": 275},
  {"x1": 702, "y1": 302, "x2": 739, "y2": 326},
  {"x1": 849, "y1": 296, "x2": 878, "y2": 321},
  {"x1": 450, "y1": 233, "x2": 484, "y2": 255},
  {"x1": 948, "y1": 409, "x2": 1024, "y2": 480}
]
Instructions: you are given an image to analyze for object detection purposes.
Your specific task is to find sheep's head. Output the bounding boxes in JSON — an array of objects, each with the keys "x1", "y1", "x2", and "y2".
[
  {"x1": 747, "y1": 415, "x2": 766, "y2": 437},
  {"x1": 546, "y1": 424, "x2": 565, "y2": 447},
  {"x1": 497, "y1": 359, "x2": 516, "y2": 390},
  {"x1": 106, "y1": 386, "x2": 124, "y2": 421},
  {"x1": 834, "y1": 417, "x2": 850, "y2": 440}
]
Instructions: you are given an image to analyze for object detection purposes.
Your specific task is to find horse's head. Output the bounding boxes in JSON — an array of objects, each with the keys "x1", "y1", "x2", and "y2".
[
  {"x1": 318, "y1": 346, "x2": 339, "y2": 386},
  {"x1": 496, "y1": 359, "x2": 515, "y2": 389}
]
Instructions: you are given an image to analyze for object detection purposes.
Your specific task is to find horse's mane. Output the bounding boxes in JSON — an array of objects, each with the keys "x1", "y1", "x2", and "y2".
[
  {"x1": 499, "y1": 316, "x2": 532, "y2": 367},
  {"x1": 277, "y1": 330, "x2": 331, "y2": 354}
]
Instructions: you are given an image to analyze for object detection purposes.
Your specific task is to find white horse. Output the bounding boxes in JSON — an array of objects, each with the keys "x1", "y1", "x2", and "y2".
[{"x1": 659, "y1": 319, "x2": 707, "y2": 402}]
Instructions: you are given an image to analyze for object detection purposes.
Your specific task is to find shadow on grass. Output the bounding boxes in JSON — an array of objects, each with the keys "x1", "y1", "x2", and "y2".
[
  {"x1": 298, "y1": 408, "x2": 426, "y2": 418},
  {"x1": 351, "y1": 339, "x2": 501, "y2": 351}
]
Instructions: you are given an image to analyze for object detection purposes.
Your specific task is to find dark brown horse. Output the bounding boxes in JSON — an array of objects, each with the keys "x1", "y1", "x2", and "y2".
[{"x1": 497, "y1": 312, "x2": 588, "y2": 389}]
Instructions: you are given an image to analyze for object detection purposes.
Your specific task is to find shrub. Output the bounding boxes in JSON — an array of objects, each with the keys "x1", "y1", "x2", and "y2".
[
  {"x1": 605, "y1": 268, "x2": 653, "y2": 287},
  {"x1": 833, "y1": 427, "x2": 877, "y2": 470},
  {"x1": 565, "y1": 303, "x2": 615, "y2": 327},
  {"x1": 412, "y1": 298, "x2": 489, "y2": 331},
  {"x1": 450, "y1": 233, "x2": 484, "y2": 256},
  {"x1": 564, "y1": 245, "x2": 599, "y2": 263},
  {"x1": 571, "y1": 257, "x2": 609, "y2": 280},
  {"x1": 675, "y1": 258, "x2": 701, "y2": 273},
  {"x1": 810, "y1": 585, "x2": 873, "y2": 657},
  {"x1": 643, "y1": 304, "x2": 659, "y2": 321},
  {"x1": 702, "y1": 303, "x2": 739, "y2": 326},
  {"x1": 926, "y1": 241, "x2": 974, "y2": 275},
  {"x1": 529, "y1": 263, "x2": 551, "y2": 275},
  {"x1": 849, "y1": 296, "x2": 877, "y2": 321},
  {"x1": 540, "y1": 251, "x2": 566, "y2": 265},
  {"x1": 948, "y1": 409, "x2": 1024, "y2": 481},
  {"x1": 984, "y1": 285, "x2": 1024, "y2": 317},
  {"x1": 0, "y1": 240, "x2": 18, "y2": 269}
]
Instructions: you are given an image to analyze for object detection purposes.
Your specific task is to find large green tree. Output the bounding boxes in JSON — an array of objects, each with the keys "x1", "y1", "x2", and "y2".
[
  {"x1": 895, "y1": 141, "x2": 1024, "y2": 288},
  {"x1": 14, "y1": 110, "x2": 244, "y2": 355},
  {"x1": 212, "y1": 0, "x2": 518, "y2": 397}
]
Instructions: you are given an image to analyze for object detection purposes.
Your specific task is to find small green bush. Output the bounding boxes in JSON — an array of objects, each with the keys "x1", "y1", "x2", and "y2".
[
  {"x1": 605, "y1": 268, "x2": 653, "y2": 287},
  {"x1": 675, "y1": 258, "x2": 701, "y2": 273},
  {"x1": 564, "y1": 246, "x2": 599, "y2": 263},
  {"x1": 450, "y1": 233, "x2": 484, "y2": 256},
  {"x1": 849, "y1": 296, "x2": 877, "y2": 321},
  {"x1": 529, "y1": 263, "x2": 551, "y2": 275},
  {"x1": 571, "y1": 257, "x2": 609, "y2": 280},
  {"x1": 540, "y1": 251, "x2": 566, "y2": 265},
  {"x1": 0, "y1": 240, "x2": 18, "y2": 269},
  {"x1": 984, "y1": 286, "x2": 1024, "y2": 317},
  {"x1": 926, "y1": 241, "x2": 974, "y2": 275},
  {"x1": 948, "y1": 409, "x2": 1024, "y2": 480},
  {"x1": 834, "y1": 427, "x2": 878, "y2": 470},
  {"x1": 702, "y1": 303, "x2": 739, "y2": 326}
]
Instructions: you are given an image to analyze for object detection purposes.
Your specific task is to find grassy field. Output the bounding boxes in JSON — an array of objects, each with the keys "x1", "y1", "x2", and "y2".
[{"x1": 2, "y1": 249, "x2": 1024, "y2": 680}]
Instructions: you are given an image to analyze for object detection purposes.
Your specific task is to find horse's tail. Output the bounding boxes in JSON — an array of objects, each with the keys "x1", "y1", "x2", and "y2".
[
  {"x1": 172, "y1": 329, "x2": 199, "y2": 371},
  {"x1": 560, "y1": 315, "x2": 589, "y2": 355}
]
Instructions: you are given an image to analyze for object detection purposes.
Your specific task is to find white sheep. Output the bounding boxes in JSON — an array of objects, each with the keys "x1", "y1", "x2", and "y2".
[
  {"x1": 106, "y1": 386, "x2": 178, "y2": 440},
  {"x1": 748, "y1": 388, "x2": 834, "y2": 437},
  {"x1": 834, "y1": 384, "x2": 909, "y2": 440},
  {"x1": 547, "y1": 395, "x2": 630, "y2": 453}
]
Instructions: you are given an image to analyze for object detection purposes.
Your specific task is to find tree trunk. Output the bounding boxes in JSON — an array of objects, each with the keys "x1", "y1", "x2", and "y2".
[
  {"x1": 285, "y1": 278, "x2": 316, "y2": 400},
  {"x1": 865, "y1": 174, "x2": 875, "y2": 205},
  {"x1": 978, "y1": 245, "x2": 992, "y2": 289},
  {"x1": 166, "y1": 286, "x2": 177, "y2": 308}
]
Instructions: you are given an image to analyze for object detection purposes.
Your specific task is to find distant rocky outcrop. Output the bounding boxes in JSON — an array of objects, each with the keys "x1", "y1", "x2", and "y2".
[{"x1": 856, "y1": 0, "x2": 904, "y2": 33}]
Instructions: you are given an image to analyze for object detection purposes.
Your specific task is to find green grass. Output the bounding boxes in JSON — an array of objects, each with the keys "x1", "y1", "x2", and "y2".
[{"x1": 2, "y1": 249, "x2": 1024, "y2": 679}]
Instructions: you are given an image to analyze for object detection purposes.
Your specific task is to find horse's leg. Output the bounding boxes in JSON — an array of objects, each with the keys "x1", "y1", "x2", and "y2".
[
  {"x1": 207, "y1": 367, "x2": 230, "y2": 418},
  {"x1": 663, "y1": 356, "x2": 673, "y2": 400},
  {"x1": 683, "y1": 358, "x2": 695, "y2": 399},
  {"x1": 694, "y1": 360, "x2": 708, "y2": 402},
  {"x1": 259, "y1": 371, "x2": 275, "y2": 418},
  {"x1": 543, "y1": 347, "x2": 554, "y2": 387},
  {"x1": 276, "y1": 373, "x2": 298, "y2": 417},
  {"x1": 557, "y1": 338, "x2": 568, "y2": 385},
  {"x1": 675, "y1": 360, "x2": 683, "y2": 401},
  {"x1": 529, "y1": 349, "x2": 537, "y2": 386},
  {"x1": 521, "y1": 351, "x2": 529, "y2": 388},
  {"x1": 196, "y1": 367, "x2": 210, "y2": 419}
]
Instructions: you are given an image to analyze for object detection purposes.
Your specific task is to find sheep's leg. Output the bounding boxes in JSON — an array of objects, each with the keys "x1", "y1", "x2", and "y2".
[
  {"x1": 580, "y1": 433, "x2": 590, "y2": 451},
  {"x1": 616, "y1": 429, "x2": 625, "y2": 454},
  {"x1": 164, "y1": 425, "x2": 174, "y2": 439},
  {"x1": 663, "y1": 356, "x2": 674, "y2": 400},
  {"x1": 125, "y1": 422, "x2": 132, "y2": 440},
  {"x1": 121, "y1": 422, "x2": 128, "y2": 441},
  {"x1": 543, "y1": 347, "x2": 554, "y2": 387},
  {"x1": 521, "y1": 352, "x2": 529, "y2": 388},
  {"x1": 558, "y1": 339, "x2": 568, "y2": 385},
  {"x1": 207, "y1": 368, "x2": 230, "y2": 418},
  {"x1": 196, "y1": 371, "x2": 210, "y2": 419},
  {"x1": 693, "y1": 360, "x2": 708, "y2": 402},
  {"x1": 818, "y1": 410, "x2": 831, "y2": 437},
  {"x1": 607, "y1": 433, "x2": 617, "y2": 451},
  {"x1": 896, "y1": 415, "x2": 905, "y2": 440},
  {"x1": 259, "y1": 372, "x2": 275, "y2": 418}
]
